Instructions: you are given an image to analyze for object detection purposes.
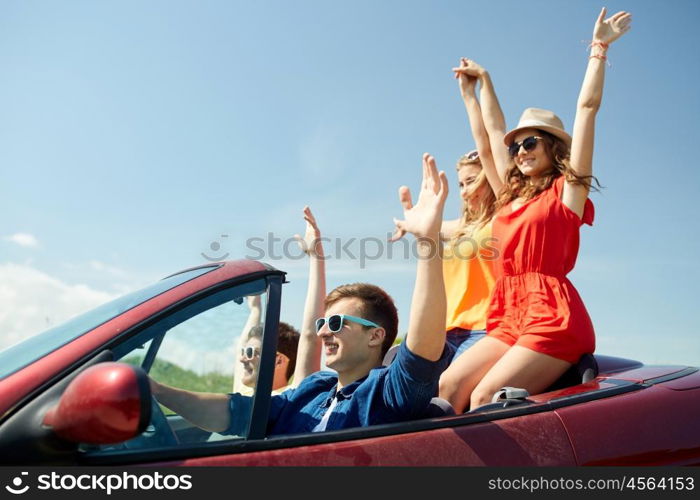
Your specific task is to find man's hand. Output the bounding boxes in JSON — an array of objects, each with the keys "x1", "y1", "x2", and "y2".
[
  {"x1": 392, "y1": 153, "x2": 448, "y2": 242},
  {"x1": 294, "y1": 206, "x2": 324, "y2": 258},
  {"x1": 246, "y1": 294, "x2": 261, "y2": 311}
]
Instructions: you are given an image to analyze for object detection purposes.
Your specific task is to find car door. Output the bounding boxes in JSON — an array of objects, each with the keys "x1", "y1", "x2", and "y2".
[{"x1": 74, "y1": 275, "x2": 284, "y2": 462}]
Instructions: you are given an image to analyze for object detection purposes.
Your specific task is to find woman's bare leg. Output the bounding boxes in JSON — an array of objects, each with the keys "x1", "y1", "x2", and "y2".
[
  {"x1": 470, "y1": 346, "x2": 571, "y2": 409},
  {"x1": 439, "y1": 336, "x2": 510, "y2": 413}
]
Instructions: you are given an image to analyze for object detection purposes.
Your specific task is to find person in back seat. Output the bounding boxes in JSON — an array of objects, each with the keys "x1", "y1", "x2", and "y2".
[{"x1": 232, "y1": 206, "x2": 326, "y2": 396}]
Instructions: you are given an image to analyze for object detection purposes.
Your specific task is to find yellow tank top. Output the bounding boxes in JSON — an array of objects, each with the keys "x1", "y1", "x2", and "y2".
[{"x1": 442, "y1": 221, "x2": 497, "y2": 331}]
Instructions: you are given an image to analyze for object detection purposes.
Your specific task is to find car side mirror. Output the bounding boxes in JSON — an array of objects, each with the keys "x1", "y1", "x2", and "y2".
[{"x1": 42, "y1": 362, "x2": 152, "y2": 444}]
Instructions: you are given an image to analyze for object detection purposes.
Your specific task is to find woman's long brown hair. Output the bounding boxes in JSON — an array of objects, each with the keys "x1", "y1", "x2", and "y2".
[{"x1": 496, "y1": 131, "x2": 601, "y2": 210}]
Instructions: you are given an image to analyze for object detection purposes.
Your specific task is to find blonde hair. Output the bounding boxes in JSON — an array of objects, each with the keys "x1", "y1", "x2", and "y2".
[
  {"x1": 452, "y1": 153, "x2": 497, "y2": 242},
  {"x1": 497, "y1": 131, "x2": 601, "y2": 210}
]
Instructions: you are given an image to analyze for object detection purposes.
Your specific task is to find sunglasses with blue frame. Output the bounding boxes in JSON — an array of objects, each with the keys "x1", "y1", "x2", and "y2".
[{"x1": 315, "y1": 314, "x2": 381, "y2": 333}]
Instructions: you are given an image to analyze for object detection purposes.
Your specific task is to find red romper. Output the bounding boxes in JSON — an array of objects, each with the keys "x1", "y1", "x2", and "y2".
[{"x1": 487, "y1": 176, "x2": 595, "y2": 363}]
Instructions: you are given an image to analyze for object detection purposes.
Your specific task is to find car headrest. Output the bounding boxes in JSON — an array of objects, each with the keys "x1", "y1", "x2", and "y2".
[{"x1": 547, "y1": 353, "x2": 599, "y2": 391}]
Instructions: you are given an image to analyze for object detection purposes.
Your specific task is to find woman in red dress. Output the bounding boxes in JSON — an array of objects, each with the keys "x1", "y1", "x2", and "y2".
[{"x1": 439, "y1": 8, "x2": 632, "y2": 413}]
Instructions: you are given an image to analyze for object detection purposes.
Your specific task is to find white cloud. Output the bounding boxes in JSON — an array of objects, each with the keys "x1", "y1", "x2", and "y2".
[
  {"x1": 88, "y1": 260, "x2": 128, "y2": 278},
  {"x1": 0, "y1": 262, "x2": 247, "y2": 375},
  {"x1": 0, "y1": 263, "x2": 117, "y2": 351},
  {"x1": 4, "y1": 233, "x2": 39, "y2": 248}
]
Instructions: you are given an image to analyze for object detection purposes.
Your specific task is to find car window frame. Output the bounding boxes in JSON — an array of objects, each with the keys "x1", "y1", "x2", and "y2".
[{"x1": 246, "y1": 272, "x2": 283, "y2": 440}]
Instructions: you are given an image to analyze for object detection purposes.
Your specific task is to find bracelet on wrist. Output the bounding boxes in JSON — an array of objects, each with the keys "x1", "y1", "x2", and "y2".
[
  {"x1": 589, "y1": 40, "x2": 609, "y2": 50},
  {"x1": 588, "y1": 40, "x2": 609, "y2": 64}
]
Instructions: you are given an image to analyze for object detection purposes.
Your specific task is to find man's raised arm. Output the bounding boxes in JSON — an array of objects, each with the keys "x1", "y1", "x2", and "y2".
[{"x1": 392, "y1": 153, "x2": 449, "y2": 361}]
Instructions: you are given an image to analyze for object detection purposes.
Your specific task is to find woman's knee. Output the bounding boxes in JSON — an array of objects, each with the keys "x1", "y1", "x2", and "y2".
[
  {"x1": 438, "y1": 370, "x2": 461, "y2": 399},
  {"x1": 470, "y1": 384, "x2": 497, "y2": 410}
]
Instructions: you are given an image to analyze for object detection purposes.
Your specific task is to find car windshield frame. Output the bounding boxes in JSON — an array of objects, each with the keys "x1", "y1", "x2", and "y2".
[{"x1": 0, "y1": 265, "x2": 219, "y2": 380}]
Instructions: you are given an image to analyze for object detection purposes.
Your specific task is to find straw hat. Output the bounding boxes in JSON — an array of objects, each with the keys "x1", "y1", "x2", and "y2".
[{"x1": 503, "y1": 108, "x2": 571, "y2": 147}]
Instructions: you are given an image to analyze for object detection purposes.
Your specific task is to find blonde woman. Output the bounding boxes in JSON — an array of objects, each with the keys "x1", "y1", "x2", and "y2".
[
  {"x1": 394, "y1": 59, "x2": 501, "y2": 363},
  {"x1": 440, "y1": 149, "x2": 498, "y2": 360}
]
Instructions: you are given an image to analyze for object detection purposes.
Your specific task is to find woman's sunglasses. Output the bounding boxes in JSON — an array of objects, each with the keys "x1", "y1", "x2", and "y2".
[
  {"x1": 315, "y1": 314, "x2": 381, "y2": 333},
  {"x1": 462, "y1": 149, "x2": 479, "y2": 161},
  {"x1": 240, "y1": 346, "x2": 260, "y2": 360},
  {"x1": 508, "y1": 136, "x2": 543, "y2": 158}
]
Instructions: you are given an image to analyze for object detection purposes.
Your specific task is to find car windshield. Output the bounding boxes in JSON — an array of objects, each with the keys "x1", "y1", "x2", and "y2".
[{"x1": 0, "y1": 265, "x2": 219, "y2": 380}]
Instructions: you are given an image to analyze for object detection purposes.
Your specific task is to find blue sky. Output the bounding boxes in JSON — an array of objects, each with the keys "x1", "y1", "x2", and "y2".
[{"x1": 1, "y1": 0, "x2": 699, "y2": 365}]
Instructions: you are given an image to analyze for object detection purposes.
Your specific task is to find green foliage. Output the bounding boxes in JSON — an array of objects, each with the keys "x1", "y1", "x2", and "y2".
[{"x1": 123, "y1": 356, "x2": 231, "y2": 394}]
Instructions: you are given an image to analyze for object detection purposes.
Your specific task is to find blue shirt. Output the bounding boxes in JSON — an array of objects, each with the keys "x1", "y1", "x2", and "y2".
[{"x1": 226, "y1": 341, "x2": 451, "y2": 435}]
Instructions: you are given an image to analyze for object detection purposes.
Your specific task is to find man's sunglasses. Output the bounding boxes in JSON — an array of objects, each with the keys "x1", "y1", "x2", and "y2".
[
  {"x1": 508, "y1": 136, "x2": 543, "y2": 158},
  {"x1": 240, "y1": 346, "x2": 260, "y2": 360},
  {"x1": 241, "y1": 346, "x2": 288, "y2": 361},
  {"x1": 315, "y1": 314, "x2": 381, "y2": 333}
]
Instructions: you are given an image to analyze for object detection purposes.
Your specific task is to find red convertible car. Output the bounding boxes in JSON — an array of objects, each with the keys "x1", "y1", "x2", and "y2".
[{"x1": 1, "y1": 260, "x2": 699, "y2": 466}]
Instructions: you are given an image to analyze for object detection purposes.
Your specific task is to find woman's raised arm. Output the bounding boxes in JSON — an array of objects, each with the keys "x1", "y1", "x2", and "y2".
[
  {"x1": 454, "y1": 57, "x2": 503, "y2": 194},
  {"x1": 565, "y1": 8, "x2": 632, "y2": 217},
  {"x1": 453, "y1": 59, "x2": 509, "y2": 184}
]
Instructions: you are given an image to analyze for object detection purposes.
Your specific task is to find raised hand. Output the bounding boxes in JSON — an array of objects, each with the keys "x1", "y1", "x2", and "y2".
[
  {"x1": 292, "y1": 204, "x2": 325, "y2": 386},
  {"x1": 391, "y1": 153, "x2": 448, "y2": 242},
  {"x1": 246, "y1": 294, "x2": 261, "y2": 310},
  {"x1": 454, "y1": 57, "x2": 477, "y2": 98},
  {"x1": 294, "y1": 206, "x2": 324, "y2": 257},
  {"x1": 592, "y1": 8, "x2": 632, "y2": 45},
  {"x1": 452, "y1": 58, "x2": 486, "y2": 81}
]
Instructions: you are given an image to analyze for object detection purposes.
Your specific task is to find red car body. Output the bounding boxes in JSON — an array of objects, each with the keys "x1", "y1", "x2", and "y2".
[{"x1": 1, "y1": 260, "x2": 699, "y2": 466}]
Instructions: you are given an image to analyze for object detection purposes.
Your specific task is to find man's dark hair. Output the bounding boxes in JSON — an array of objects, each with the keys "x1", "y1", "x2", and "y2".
[
  {"x1": 324, "y1": 283, "x2": 399, "y2": 358},
  {"x1": 276, "y1": 322, "x2": 300, "y2": 380},
  {"x1": 248, "y1": 322, "x2": 300, "y2": 381}
]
